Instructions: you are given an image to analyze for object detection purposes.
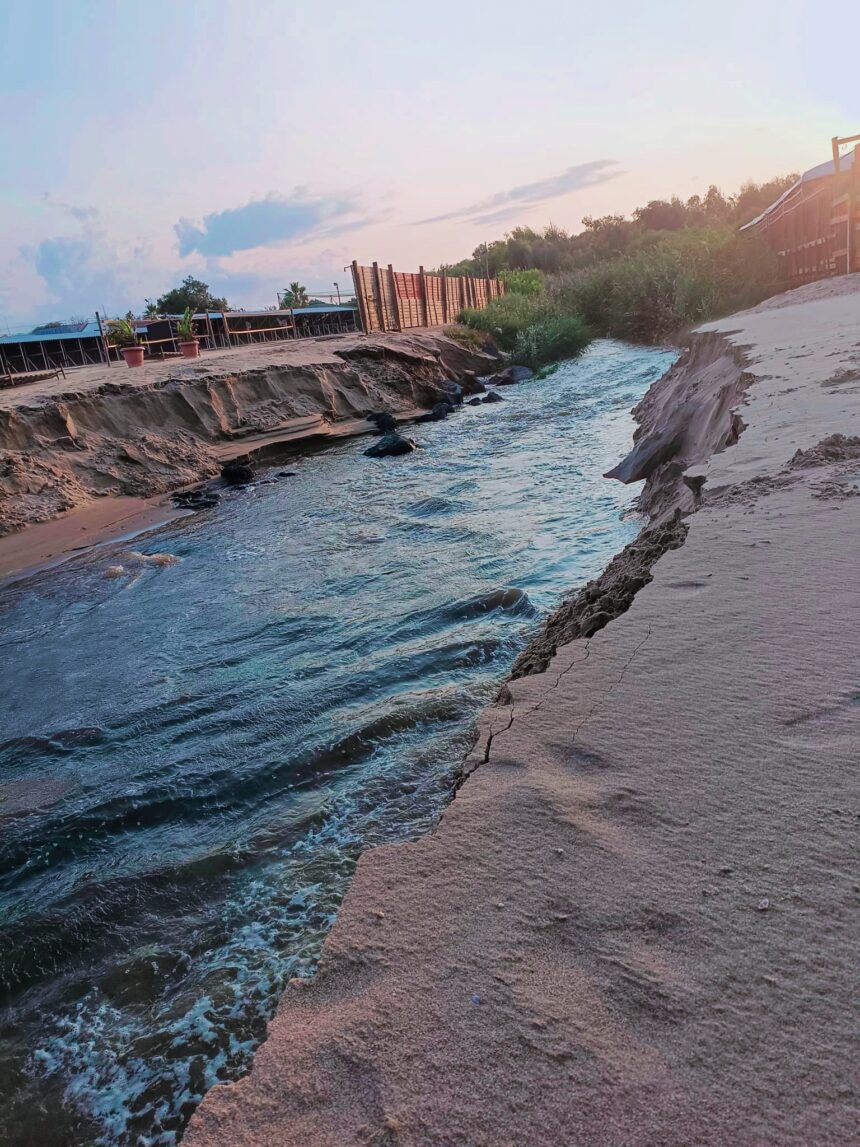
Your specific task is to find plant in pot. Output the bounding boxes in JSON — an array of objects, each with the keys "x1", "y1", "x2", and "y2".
[
  {"x1": 106, "y1": 318, "x2": 144, "y2": 368},
  {"x1": 176, "y1": 307, "x2": 200, "y2": 358}
]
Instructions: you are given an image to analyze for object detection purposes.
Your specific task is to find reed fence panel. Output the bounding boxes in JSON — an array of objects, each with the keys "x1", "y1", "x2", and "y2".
[{"x1": 351, "y1": 261, "x2": 503, "y2": 333}]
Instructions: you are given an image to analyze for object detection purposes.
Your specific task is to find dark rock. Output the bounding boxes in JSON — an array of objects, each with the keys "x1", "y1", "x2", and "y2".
[
  {"x1": 416, "y1": 401, "x2": 454, "y2": 423},
  {"x1": 221, "y1": 461, "x2": 255, "y2": 485},
  {"x1": 366, "y1": 411, "x2": 398, "y2": 434},
  {"x1": 489, "y1": 365, "x2": 535, "y2": 386},
  {"x1": 439, "y1": 380, "x2": 464, "y2": 406},
  {"x1": 364, "y1": 433, "x2": 417, "y2": 458},
  {"x1": 277, "y1": 470, "x2": 298, "y2": 478},
  {"x1": 173, "y1": 487, "x2": 221, "y2": 510},
  {"x1": 482, "y1": 391, "x2": 504, "y2": 404},
  {"x1": 466, "y1": 397, "x2": 484, "y2": 407}
]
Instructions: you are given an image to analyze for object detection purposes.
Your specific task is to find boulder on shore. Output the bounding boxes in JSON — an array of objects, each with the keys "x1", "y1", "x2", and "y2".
[
  {"x1": 364, "y1": 433, "x2": 417, "y2": 458},
  {"x1": 366, "y1": 411, "x2": 398, "y2": 434},
  {"x1": 174, "y1": 487, "x2": 220, "y2": 510},
  {"x1": 439, "y1": 380, "x2": 464, "y2": 406},
  {"x1": 488, "y1": 365, "x2": 535, "y2": 386},
  {"x1": 416, "y1": 401, "x2": 455, "y2": 424},
  {"x1": 221, "y1": 461, "x2": 255, "y2": 485}
]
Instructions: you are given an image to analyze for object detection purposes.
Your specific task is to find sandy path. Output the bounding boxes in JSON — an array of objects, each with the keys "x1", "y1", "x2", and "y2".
[{"x1": 182, "y1": 278, "x2": 860, "y2": 1146}]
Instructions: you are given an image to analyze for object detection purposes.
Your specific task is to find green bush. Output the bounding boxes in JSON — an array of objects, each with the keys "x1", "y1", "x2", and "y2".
[
  {"x1": 458, "y1": 293, "x2": 551, "y2": 352},
  {"x1": 458, "y1": 292, "x2": 591, "y2": 368},
  {"x1": 499, "y1": 268, "x2": 545, "y2": 296},
  {"x1": 551, "y1": 226, "x2": 781, "y2": 344},
  {"x1": 513, "y1": 312, "x2": 590, "y2": 368}
]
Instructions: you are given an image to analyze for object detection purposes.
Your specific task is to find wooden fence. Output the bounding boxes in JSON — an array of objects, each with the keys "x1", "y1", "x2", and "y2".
[{"x1": 350, "y1": 261, "x2": 504, "y2": 333}]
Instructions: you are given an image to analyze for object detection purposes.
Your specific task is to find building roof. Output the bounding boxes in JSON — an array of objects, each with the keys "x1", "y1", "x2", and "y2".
[{"x1": 740, "y1": 149, "x2": 856, "y2": 231}]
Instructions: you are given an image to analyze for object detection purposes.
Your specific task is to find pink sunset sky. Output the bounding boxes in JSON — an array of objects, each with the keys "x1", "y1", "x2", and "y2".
[{"x1": 0, "y1": 0, "x2": 854, "y2": 328}]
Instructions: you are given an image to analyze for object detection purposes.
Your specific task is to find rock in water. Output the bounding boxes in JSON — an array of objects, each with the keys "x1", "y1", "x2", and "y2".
[
  {"x1": 364, "y1": 433, "x2": 417, "y2": 458},
  {"x1": 366, "y1": 411, "x2": 398, "y2": 434},
  {"x1": 439, "y1": 380, "x2": 464, "y2": 406},
  {"x1": 482, "y1": 391, "x2": 504, "y2": 404},
  {"x1": 174, "y1": 487, "x2": 220, "y2": 510},
  {"x1": 490, "y1": 365, "x2": 535, "y2": 386},
  {"x1": 221, "y1": 461, "x2": 255, "y2": 485},
  {"x1": 416, "y1": 401, "x2": 455, "y2": 424},
  {"x1": 466, "y1": 397, "x2": 484, "y2": 407}
]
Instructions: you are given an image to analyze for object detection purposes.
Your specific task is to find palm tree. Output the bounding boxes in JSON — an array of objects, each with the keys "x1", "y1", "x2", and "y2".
[{"x1": 280, "y1": 282, "x2": 309, "y2": 309}]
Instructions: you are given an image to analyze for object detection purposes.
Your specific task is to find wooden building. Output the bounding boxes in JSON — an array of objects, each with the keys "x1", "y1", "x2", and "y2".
[{"x1": 741, "y1": 136, "x2": 860, "y2": 284}]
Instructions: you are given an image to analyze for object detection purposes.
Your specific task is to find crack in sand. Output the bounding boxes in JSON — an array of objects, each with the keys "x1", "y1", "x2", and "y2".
[{"x1": 485, "y1": 627, "x2": 652, "y2": 765}]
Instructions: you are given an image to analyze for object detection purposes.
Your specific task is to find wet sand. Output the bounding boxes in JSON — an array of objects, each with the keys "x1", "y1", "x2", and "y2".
[{"x1": 185, "y1": 276, "x2": 860, "y2": 1146}]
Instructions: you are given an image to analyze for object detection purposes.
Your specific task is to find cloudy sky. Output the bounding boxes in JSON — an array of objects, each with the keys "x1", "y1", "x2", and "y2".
[{"x1": 0, "y1": 0, "x2": 854, "y2": 329}]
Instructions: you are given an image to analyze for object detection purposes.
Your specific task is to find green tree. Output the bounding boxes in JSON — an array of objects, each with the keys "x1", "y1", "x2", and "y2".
[
  {"x1": 280, "y1": 282, "x2": 309, "y2": 308},
  {"x1": 156, "y1": 276, "x2": 228, "y2": 315}
]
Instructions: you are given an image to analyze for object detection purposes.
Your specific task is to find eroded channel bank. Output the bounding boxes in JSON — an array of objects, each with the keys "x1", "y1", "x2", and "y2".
[
  {"x1": 0, "y1": 330, "x2": 495, "y2": 543},
  {"x1": 0, "y1": 340, "x2": 677, "y2": 1146},
  {"x1": 187, "y1": 276, "x2": 860, "y2": 1147}
]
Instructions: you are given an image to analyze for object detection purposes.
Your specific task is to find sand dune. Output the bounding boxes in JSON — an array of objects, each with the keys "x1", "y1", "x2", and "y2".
[{"x1": 185, "y1": 276, "x2": 860, "y2": 1146}]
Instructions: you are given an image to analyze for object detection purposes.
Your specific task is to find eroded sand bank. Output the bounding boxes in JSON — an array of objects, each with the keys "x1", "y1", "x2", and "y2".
[
  {"x1": 184, "y1": 277, "x2": 860, "y2": 1146},
  {"x1": 0, "y1": 330, "x2": 493, "y2": 555}
]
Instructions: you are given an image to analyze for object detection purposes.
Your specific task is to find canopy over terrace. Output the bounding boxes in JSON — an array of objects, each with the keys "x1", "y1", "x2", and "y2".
[{"x1": 0, "y1": 305, "x2": 358, "y2": 378}]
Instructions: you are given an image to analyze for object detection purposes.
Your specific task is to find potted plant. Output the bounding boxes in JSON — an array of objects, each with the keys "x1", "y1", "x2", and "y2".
[
  {"x1": 106, "y1": 318, "x2": 144, "y2": 368},
  {"x1": 176, "y1": 307, "x2": 199, "y2": 358}
]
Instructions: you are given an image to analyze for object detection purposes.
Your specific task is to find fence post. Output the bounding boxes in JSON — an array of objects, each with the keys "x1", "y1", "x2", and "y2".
[
  {"x1": 418, "y1": 266, "x2": 429, "y2": 327},
  {"x1": 371, "y1": 262, "x2": 387, "y2": 331},
  {"x1": 95, "y1": 311, "x2": 111, "y2": 366},
  {"x1": 350, "y1": 261, "x2": 371, "y2": 334},
  {"x1": 387, "y1": 264, "x2": 402, "y2": 330},
  {"x1": 441, "y1": 273, "x2": 448, "y2": 323}
]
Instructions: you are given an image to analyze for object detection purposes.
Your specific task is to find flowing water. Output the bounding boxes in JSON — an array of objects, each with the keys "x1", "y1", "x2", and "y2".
[{"x1": 0, "y1": 340, "x2": 675, "y2": 1145}]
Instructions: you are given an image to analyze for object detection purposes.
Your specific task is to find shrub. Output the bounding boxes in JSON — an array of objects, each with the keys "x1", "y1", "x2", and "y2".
[
  {"x1": 458, "y1": 293, "x2": 552, "y2": 352},
  {"x1": 499, "y1": 268, "x2": 545, "y2": 296},
  {"x1": 458, "y1": 293, "x2": 591, "y2": 367},
  {"x1": 513, "y1": 312, "x2": 590, "y2": 368},
  {"x1": 550, "y1": 226, "x2": 781, "y2": 344}
]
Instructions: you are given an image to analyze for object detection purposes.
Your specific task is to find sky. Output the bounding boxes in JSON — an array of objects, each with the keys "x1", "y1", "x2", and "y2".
[{"x1": 0, "y1": 0, "x2": 856, "y2": 330}]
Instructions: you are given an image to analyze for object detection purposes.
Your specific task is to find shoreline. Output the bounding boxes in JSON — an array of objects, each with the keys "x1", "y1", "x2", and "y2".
[
  {"x1": 186, "y1": 276, "x2": 860, "y2": 1146},
  {"x1": 0, "y1": 406, "x2": 427, "y2": 583},
  {"x1": 0, "y1": 325, "x2": 493, "y2": 580}
]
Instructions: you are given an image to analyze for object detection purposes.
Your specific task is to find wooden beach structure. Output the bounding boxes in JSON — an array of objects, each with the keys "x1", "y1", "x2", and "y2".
[
  {"x1": 349, "y1": 261, "x2": 503, "y2": 334},
  {"x1": 741, "y1": 133, "x2": 860, "y2": 284}
]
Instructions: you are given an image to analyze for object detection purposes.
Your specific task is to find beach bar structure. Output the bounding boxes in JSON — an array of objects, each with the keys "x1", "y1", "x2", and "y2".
[
  {"x1": 741, "y1": 134, "x2": 860, "y2": 284},
  {"x1": 0, "y1": 305, "x2": 358, "y2": 381}
]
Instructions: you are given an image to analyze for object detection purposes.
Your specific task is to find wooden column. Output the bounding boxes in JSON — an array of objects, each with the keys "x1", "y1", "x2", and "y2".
[
  {"x1": 350, "y1": 261, "x2": 371, "y2": 334},
  {"x1": 441, "y1": 273, "x2": 448, "y2": 323},
  {"x1": 387, "y1": 264, "x2": 402, "y2": 330},
  {"x1": 95, "y1": 311, "x2": 111, "y2": 366},
  {"x1": 418, "y1": 265, "x2": 428, "y2": 327},
  {"x1": 369, "y1": 262, "x2": 386, "y2": 331}
]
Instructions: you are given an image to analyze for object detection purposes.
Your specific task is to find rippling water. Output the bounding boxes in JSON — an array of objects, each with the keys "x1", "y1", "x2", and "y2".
[{"x1": 0, "y1": 341, "x2": 674, "y2": 1145}]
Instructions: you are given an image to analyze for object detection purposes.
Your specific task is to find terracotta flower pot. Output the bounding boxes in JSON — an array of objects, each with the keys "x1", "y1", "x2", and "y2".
[
  {"x1": 121, "y1": 346, "x2": 145, "y2": 368},
  {"x1": 180, "y1": 340, "x2": 200, "y2": 359}
]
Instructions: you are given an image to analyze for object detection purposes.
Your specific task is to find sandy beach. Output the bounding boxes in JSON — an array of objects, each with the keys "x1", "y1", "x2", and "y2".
[{"x1": 184, "y1": 276, "x2": 860, "y2": 1146}]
